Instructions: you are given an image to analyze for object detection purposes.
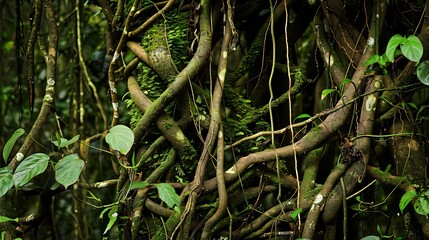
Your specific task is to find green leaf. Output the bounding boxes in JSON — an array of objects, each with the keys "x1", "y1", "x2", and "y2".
[
  {"x1": 414, "y1": 200, "x2": 425, "y2": 215},
  {"x1": 13, "y1": 153, "x2": 50, "y2": 188},
  {"x1": 360, "y1": 236, "x2": 381, "y2": 240},
  {"x1": 293, "y1": 113, "x2": 311, "y2": 122},
  {"x1": 130, "y1": 181, "x2": 149, "y2": 190},
  {"x1": 384, "y1": 164, "x2": 391, "y2": 173},
  {"x1": 173, "y1": 206, "x2": 181, "y2": 213},
  {"x1": 340, "y1": 78, "x2": 352, "y2": 93},
  {"x1": 417, "y1": 105, "x2": 429, "y2": 120},
  {"x1": 55, "y1": 154, "x2": 85, "y2": 189},
  {"x1": 103, "y1": 206, "x2": 118, "y2": 235},
  {"x1": 399, "y1": 190, "x2": 417, "y2": 213},
  {"x1": 401, "y1": 35, "x2": 423, "y2": 62},
  {"x1": 0, "y1": 167, "x2": 14, "y2": 198},
  {"x1": 408, "y1": 102, "x2": 418, "y2": 110},
  {"x1": 321, "y1": 88, "x2": 337, "y2": 100},
  {"x1": 417, "y1": 60, "x2": 429, "y2": 85},
  {"x1": 52, "y1": 135, "x2": 80, "y2": 149},
  {"x1": 235, "y1": 131, "x2": 245, "y2": 136},
  {"x1": 422, "y1": 189, "x2": 429, "y2": 197},
  {"x1": 0, "y1": 216, "x2": 18, "y2": 223},
  {"x1": 106, "y1": 125, "x2": 134, "y2": 154},
  {"x1": 414, "y1": 197, "x2": 429, "y2": 215},
  {"x1": 50, "y1": 182, "x2": 61, "y2": 190},
  {"x1": 363, "y1": 54, "x2": 380, "y2": 67},
  {"x1": 290, "y1": 208, "x2": 302, "y2": 220},
  {"x1": 155, "y1": 183, "x2": 180, "y2": 208},
  {"x1": 385, "y1": 34, "x2": 406, "y2": 62},
  {"x1": 99, "y1": 207, "x2": 110, "y2": 220},
  {"x1": 378, "y1": 54, "x2": 390, "y2": 66},
  {"x1": 3, "y1": 128, "x2": 25, "y2": 163}
]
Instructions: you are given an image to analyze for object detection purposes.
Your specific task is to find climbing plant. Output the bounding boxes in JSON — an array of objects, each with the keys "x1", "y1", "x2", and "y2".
[{"x1": 1, "y1": 0, "x2": 429, "y2": 239}]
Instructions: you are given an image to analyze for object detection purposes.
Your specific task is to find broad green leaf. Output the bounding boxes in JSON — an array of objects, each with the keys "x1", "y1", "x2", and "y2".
[
  {"x1": 3, "y1": 128, "x2": 25, "y2": 163},
  {"x1": 13, "y1": 153, "x2": 50, "y2": 188},
  {"x1": 293, "y1": 113, "x2": 311, "y2": 122},
  {"x1": 103, "y1": 206, "x2": 118, "y2": 235},
  {"x1": 0, "y1": 216, "x2": 18, "y2": 223},
  {"x1": 414, "y1": 200, "x2": 425, "y2": 215},
  {"x1": 363, "y1": 54, "x2": 380, "y2": 67},
  {"x1": 360, "y1": 236, "x2": 380, "y2": 240},
  {"x1": 130, "y1": 181, "x2": 149, "y2": 190},
  {"x1": 106, "y1": 125, "x2": 134, "y2": 154},
  {"x1": 401, "y1": 35, "x2": 423, "y2": 62},
  {"x1": 378, "y1": 54, "x2": 390, "y2": 66},
  {"x1": 321, "y1": 88, "x2": 337, "y2": 100},
  {"x1": 290, "y1": 208, "x2": 302, "y2": 220},
  {"x1": 55, "y1": 154, "x2": 85, "y2": 189},
  {"x1": 52, "y1": 135, "x2": 80, "y2": 149},
  {"x1": 385, "y1": 34, "x2": 406, "y2": 62},
  {"x1": 414, "y1": 197, "x2": 429, "y2": 215},
  {"x1": 399, "y1": 190, "x2": 417, "y2": 213},
  {"x1": 0, "y1": 167, "x2": 13, "y2": 198},
  {"x1": 420, "y1": 197, "x2": 429, "y2": 214},
  {"x1": 417, "y1": 60, "x2": 429, "y2": 85},
  {"x1": 155, "y1": 183, "x2": 180, "y2": 208}
]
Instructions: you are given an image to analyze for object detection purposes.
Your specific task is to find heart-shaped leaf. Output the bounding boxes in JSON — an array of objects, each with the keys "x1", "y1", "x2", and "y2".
[
  {"x1": 400, "y1": 35, "x2": 423, "y2": 62},
  {"x1": 106, "y1": 125, "x2": 134, "y2": 154},
  {"x1": 55, "y1": 154, "x2": 85, "y2": 189},
  {"x1": 13, "y1": 153, "x2": 50, "y2": 188},
  {"x1": 385, "y1": 34, "x2": 406, "y2": 62}
]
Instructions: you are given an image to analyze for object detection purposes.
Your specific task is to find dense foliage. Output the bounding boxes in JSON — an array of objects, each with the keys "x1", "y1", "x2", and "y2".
[{"x1": 1, "y1": 0, "x2": 429, "y2": 239}]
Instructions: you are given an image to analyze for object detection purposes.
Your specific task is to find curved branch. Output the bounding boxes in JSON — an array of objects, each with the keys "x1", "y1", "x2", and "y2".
[
  {"x1": 128, "y1": 76, "x2": 197, "y2": 162},
  {"x1": 201, "y1": 126, "x2": 227, "y2": 239},
  {"x1": 132, "y1": 0, "x2": 212, "y2": 143},
  {"x1": 128, "y1": 0, "x2": 176, "y2": 38},
  {"x1": 8, "y1": 0, "x2": 58, "y2": 171}
]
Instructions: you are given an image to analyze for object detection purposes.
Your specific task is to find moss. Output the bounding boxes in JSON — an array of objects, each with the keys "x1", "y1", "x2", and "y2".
[
  {"x1": 153, "y1": 210, "x2": 181, "y2": 239},
  {"x1": 127, "y1": 10, "x2": 190, "y2": 129}
]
